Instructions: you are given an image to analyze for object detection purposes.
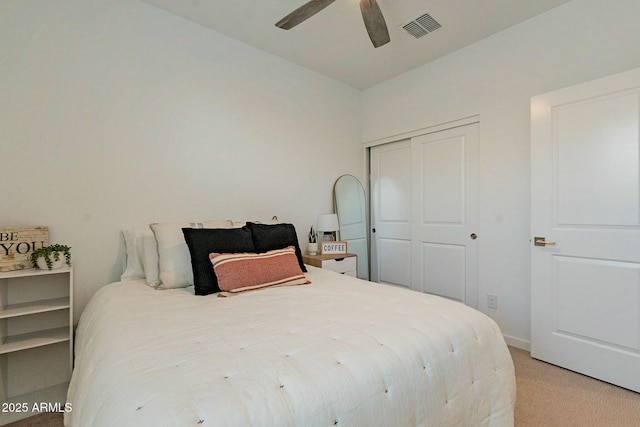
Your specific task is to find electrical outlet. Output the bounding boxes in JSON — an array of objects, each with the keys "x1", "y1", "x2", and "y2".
[{"x1": 487, "y1": 294, "x2": 498, "y2": 309}]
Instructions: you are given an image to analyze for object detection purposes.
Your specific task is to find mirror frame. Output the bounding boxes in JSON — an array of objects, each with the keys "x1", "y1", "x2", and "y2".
[{"x1": 333, "y1": 174, "x2": 369, "y2": 280}]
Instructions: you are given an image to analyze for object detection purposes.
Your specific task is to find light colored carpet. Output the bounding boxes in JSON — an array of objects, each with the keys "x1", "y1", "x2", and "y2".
[
  {"x1": 5, "y1": 347, "x2": 639, "y2": 426},
  {"x1": 4, "y1": 412, "x2": 62, "y2": 427},
  {"x1": 511, "y1": 346, "x2": 640, "y2": 426}
]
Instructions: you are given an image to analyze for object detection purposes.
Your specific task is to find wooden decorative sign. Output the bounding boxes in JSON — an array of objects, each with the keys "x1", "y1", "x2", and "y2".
[
  {"x1": 0, "y1": 227, "x2": 49, "y2": 272},
  {"x1": 320, "y1": 241, "x2": 347, "y2": 255}
]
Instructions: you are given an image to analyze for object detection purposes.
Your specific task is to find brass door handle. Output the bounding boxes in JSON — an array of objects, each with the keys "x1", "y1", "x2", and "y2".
[{"x1": 534, "y1": 237, "x2": 556, "y2": 247}]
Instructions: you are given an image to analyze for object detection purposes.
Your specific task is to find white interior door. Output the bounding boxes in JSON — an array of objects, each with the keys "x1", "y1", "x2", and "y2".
[
  {"x1": 531, "y1": 67, "x2": 640, "y2": 392},
  {"x1": 411, "y1": 124, "x2": 479, "y2": 307},
  {"x1": 370, "y1": 140, "x2": 412, "y2": 287}
]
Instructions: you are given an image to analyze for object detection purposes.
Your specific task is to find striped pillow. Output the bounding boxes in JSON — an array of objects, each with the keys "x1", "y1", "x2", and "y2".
[{"x1": 210, "y1": 246, "x2": 310, "y2": 297}]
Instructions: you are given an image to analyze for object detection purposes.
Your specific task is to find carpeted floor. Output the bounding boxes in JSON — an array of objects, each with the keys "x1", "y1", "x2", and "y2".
[
  {"x1": 6, "y1": 346, "x2": 640, "y2": 427},
  {"x1": 5, "y1": 412, "x2": 62, "y2": 427},
  {"x1": 510, "y1": 346, "x2": 640, "y2": 426}
]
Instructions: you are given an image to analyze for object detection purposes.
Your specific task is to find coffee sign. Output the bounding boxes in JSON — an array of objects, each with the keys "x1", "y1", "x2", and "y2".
[
  {"x1": 0, "y1": 227, "x2": 49, "y2": 272},
  {"x1": 320, "y1": 241, "x2": 347, "y2": 255}
]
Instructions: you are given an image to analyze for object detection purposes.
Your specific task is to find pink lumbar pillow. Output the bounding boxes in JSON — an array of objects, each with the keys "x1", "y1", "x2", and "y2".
[{"x1": 210, "y1": 246, "x2": 310, "y2": 297}]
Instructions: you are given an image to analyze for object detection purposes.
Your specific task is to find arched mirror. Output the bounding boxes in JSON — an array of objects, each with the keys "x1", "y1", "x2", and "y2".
[{"x1": 333, "y1": 175, "x2": 369, "y2": 280}]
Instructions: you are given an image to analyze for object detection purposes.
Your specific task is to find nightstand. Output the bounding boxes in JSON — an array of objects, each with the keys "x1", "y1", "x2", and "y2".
[
  {"x1": 0, "y1": 266, "x2": 73, "y2": 425},
  {"x1": 302, "y1": 253, "x2": 357, "y2": 277}
]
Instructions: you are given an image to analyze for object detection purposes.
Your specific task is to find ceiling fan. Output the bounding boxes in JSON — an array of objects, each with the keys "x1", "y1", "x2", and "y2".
[{"x1": 275, "y1": 0, "x2": 390, "y2": 48}]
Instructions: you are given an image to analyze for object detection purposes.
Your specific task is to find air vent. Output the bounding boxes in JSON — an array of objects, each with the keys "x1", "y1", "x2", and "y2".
[{"x1": 402, "y1": 12, "x2": 442, "y2": 39}]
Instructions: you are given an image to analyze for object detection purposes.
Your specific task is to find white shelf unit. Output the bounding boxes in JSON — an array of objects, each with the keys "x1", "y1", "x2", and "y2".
[{"x1": 0, "y1": 267, "x2": 73, "y2": 425}]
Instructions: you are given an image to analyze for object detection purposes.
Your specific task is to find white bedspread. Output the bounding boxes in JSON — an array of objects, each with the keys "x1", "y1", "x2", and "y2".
[{"x1": 66, "y1": 266, "x2": 515, "y2": 426}]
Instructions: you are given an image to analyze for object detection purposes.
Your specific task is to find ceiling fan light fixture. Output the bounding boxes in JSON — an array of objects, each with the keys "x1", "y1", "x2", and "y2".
[
  {"x1": 275, "y1": 0, "x2": 390, "y2": 48},
  {"x1": 275, "y1": 0, "x2": 336, "y2": 30},
  {"x1": 359, "y1": 0, "x2": 390, "y2": 48}
]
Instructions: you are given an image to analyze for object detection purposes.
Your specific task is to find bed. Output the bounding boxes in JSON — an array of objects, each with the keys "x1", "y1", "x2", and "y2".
[{"x1": 65, "y1": 221, "x2": 515, "y2": 426}]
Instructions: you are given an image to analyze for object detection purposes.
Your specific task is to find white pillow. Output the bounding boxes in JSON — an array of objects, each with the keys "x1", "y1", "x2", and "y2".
[
  {"x1": 121, "y1": 229, "x2": 146, "y2": 281},
  {"x1": 141, "y1": 230, "x2": 160, "y2": 287},
  {"x1": 120, "y1": 228, "x2": 161, "y2": 287},
  {"x1": 150, "y1": 220, "x2": 233, "y2": 289}
]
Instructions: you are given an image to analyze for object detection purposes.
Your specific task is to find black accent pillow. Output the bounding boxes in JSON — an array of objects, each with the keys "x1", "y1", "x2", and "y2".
[
  {"x1": 182, "y1": 227, "x2": 255, "y2": 296},
  {"x1": 245, "y1": 222, "x2": 307, "y2": 272}
]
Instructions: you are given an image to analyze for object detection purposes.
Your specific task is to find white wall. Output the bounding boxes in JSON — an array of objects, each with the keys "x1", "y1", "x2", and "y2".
[
  {"x1": 0, "y1": 0, "x2": 363, "y2": 321},
  {"x1": 362, "y1": 0, "x2": 640, "y2": 348},
  {"x1": 4, "y1": 0, "x2": 638, "y2": 346}
]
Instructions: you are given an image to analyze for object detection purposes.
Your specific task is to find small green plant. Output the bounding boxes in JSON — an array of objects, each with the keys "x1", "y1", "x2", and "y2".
[
  {"x1": 29, "y1": 244, "x2": 71, "y2": 269},
  {"x1": 308, "y1": 226, "x2": 317, "y2": 243}
]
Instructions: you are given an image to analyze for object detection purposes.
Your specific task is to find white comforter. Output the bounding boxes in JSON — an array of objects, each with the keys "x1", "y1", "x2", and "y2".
[{"x1": 66, "y1": 266, "x2": 515, "y2": 426}]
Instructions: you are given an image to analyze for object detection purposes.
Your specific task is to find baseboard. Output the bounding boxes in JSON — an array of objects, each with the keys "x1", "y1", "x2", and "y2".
[{"x1": 503, "y1": 334, "x2": 531, "y2": 352}]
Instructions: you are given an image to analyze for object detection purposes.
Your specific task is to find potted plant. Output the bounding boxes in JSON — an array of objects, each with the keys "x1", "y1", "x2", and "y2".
[
  {"x1": 29, "y1": 244, "x2": 72, "y2": 270},
  {"x1": 307, "y1": 226, "x2": 318, "y2": 255}
]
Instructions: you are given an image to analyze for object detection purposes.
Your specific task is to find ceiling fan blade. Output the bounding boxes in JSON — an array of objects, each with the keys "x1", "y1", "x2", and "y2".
[
  {"x1": 359, "y1": 0, "x2": 390, "y2": 48},
  {"x1": 276, "y1": 0, "x2": 336, "y2": 30}
]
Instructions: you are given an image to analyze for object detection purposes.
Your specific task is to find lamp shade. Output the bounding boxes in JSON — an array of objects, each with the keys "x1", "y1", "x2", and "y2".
[{"x1": 317, "y1": 213, "x2": 339, "y2": 232}]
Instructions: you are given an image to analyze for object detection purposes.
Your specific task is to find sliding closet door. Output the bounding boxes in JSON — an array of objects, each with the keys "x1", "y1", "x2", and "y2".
[
  {"x1": 370, "y1": 140, "x2": 412, "y2": 287},
  {"x1": 370, "y1": 124, "x2": 479, "y2": 308},
  {"x1": 411, "y1": 124, "x2": 479, "y2": 307}
]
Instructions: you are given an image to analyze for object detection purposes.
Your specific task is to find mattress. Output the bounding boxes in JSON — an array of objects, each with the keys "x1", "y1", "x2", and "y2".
[{"x1": 66, "y1": 266, "x2": 515, "y2": 426}]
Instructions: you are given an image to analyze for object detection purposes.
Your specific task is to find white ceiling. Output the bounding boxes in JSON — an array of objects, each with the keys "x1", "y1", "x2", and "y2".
[{"x1": 142, "y1": 0, "x2": 571, "y2": 89}]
